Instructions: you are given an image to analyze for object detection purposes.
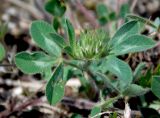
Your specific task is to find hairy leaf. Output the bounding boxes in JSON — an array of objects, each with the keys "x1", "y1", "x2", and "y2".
[
  {"x1": 105, "y1": 56, "x2": 133, "y2": 92},
  {"x1": 127, "y1": 14, "x2": 157, "y2": 28},
  {"x1": 65, "y1": 19, "x2": 75, "y2": 48},
  {"x1": 15, "y1": 51, "x2": 56, "y2": 74},
  {"x1": 109, "y1": 20, "x2": 139, "y2": 47},
  {"x1": 46, "y1": 64, "x2": 65, "y2": 105},
  {"x1": 48, "y1": 33, "x2": 66, "y2": 48},
  {"x1": 123, "y1": 84, "x2": 149, "y2": 97},
  {"x1": 111, "y1": 35, "x2": 156, "y2": 55},
  {"x1": 30, "y1": 20, "x2": 61, "y2": 57},
  {"x1": 133, "y1": 62, "x2": 146, "y2": 81},
  {"x1": 151, "y1": 76, "x2": 160, "y2": 99},
  {"x1": 96, "y1": 72, "x2": 119, "y2": 92}
]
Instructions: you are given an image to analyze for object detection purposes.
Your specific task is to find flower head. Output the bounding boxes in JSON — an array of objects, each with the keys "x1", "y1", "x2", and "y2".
[{"x1": 73, "y1": 29, "x2": 110, "y2": 60}]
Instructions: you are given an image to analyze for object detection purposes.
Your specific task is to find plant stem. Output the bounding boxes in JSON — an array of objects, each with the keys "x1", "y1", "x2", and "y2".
[
  {"x1": 95, "y1": 72, "x2": 120, "y2": 94},
  {"x1": 91, "y1": 95, "x2": 123, "y2": 118},
  {"x1": 0, "y1": 64, "x2": 16, "y2": 67},
  {"x1": 63, "y1": 59, "x2": 84, "y2": 70},
  {"x1": 98, "y1": 95, "x2": 122, "y2": 109}
]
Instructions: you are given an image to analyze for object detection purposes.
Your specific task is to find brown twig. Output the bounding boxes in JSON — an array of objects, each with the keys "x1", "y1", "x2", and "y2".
[
  {"x1": 0, "y1": 77, "x2": 45, "y2": 118},
  {"x1": 72, "y1": 0, "x2": 99, "y2": 28},
  {"x1": 0, "y1": 78, "x2": 45, "y2": 90},
  {"x1": 6, "y1": 0, "x2": 44, "y2": 19},
  {"x1": 130, "y1": 0, "x2": 138, "y2": 12},
  {"x1": 91, "y1": 109, "x2": 141, "y2": 118},
  {"x1": 62, "y1": 96, "x2": 95, "y2": 110},
  {"x1": 62, "y1": 97, "x2": 141, "y2": 117},
  {"x1": 0, "y1": 98, "x2": 42, "y2": 118},
  {"x1": 0, "y1": 64, "x2": 16, "y2": 67},
  {"x1": 36, "y1": 103, "x2": 70, "y2": 117}
]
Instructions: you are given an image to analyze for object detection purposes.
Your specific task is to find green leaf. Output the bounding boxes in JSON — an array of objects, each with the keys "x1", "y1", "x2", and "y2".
[
  {"x1": 0, "y1": 22, "x2": 8, "y2": 39},
  {"x1": 30, "y1": 20, "x2": 61, "y2": 57},
  {"x1": 48, "y1": 33, "x2": 66, "y2": 49},
  {"x1": 133, "y1": 62, "x2": 146, "y2": 81},
  {"x1": 46, "y1": 63, "x2": 65, "y2": 105},
  {"x1": 0, "y1": 43, "x2": 5, "y2": 61},
  {"x1": 139, "y1": 69, "x2": 152, "y2": 87},
  {"x1": 47, "y1": 80, "x2": 65, "y2": 105},
  {"x1": 123, "y1": 84, "x2": 149, "y2": 97},
  {"x1": 109, "y1": 112, "x2": 118, "y2": 118},
  {"x1": 90, "y1": 106, "x2": 101, "y2": 118},
  {"x1": 63, "y1": 66, "x2": 73, "y2": 81},
  {"x1": 151, "y1": 76, "x2": 160, "y2": 99},
  {"x1": 90, "y1": 58, "x2": 109, "y2": 73},
  {"x1": 64, "y1": 46, "x2": 73, "y2": 57},
  {"x1": 71, "y1": 114, "x2": 82, "y2": 118},
  {"x1": 96, "y1": 4, "x2": 108, "y2": 18},
  {"x1": 154, "y1": 17, "x2": 160, "y2": 28},
  {"x1": 53, "y1": 17, "x2": 61, "y2": 31},
  {"x1": 154, "y1": 17, "x2": 160, "y2": 33},
  {"x1": 45, "y1": 0, "x2": 66, "y2": 17},
  {"x1": 96, "y1": 3, "x2": 109, "y2": 25},
  {"x1": 127, "y1": 14, "x2": 157, "y2": 29},
  {"x1": 15, "y1": 51, "x2": 56, "y2": 74},
  {"x1": 105, "y1": 56, "x2": 133, "y2": 92},
  {"x1": 109, "y1": 20, "x2": 139, "y2": 48},
  {"x1": 108, "y1": 12, "x2": 116, "y2": 21},
  {"x1": 96, "y1": 72, "x2": 119, "y2": 92},
  {"x1": 154, "y1": 64, "x2": 160, "y2": 75},
  {"x1": 43, "y1": 67, "x2": 52, "y2": 81},
  {"x1": 111, "y1": 35, "x2": 156, "y2": 56},
  {"x1": 119, "y1": 3, "x2": 129, "y2": 18},
  {"x1": 65, "y1": 19, "x2": 75, "y2": 48}
]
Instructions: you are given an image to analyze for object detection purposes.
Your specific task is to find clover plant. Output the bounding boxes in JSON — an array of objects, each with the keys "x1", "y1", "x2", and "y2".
[
  {"x1": 15, "y1": 16, "x2": 156, "y2": 105},
  {"x1": 13, "y1": 1, "x2": 159, "y2": 116}
]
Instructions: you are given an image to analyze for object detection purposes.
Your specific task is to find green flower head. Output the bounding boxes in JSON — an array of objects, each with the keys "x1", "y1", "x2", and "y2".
[{"x1": 73, "y1": 29, "x2": 110, "y2": 60}]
